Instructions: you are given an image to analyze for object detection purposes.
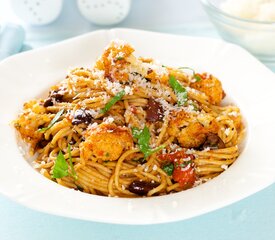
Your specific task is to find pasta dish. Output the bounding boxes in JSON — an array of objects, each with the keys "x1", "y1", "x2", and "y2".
[{"x1": 13, "y1": 40, "x2": 244, "y2": 197}]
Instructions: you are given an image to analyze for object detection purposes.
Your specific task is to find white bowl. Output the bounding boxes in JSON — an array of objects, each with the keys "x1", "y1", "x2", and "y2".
[{"x1": 0, "y1": 28, "x2": 275, "y2": 224}]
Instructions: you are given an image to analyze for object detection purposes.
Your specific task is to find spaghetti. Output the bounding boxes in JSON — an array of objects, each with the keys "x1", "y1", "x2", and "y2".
[{"x1": 14, "y1": 40, "x2": 244, "y2": 197}]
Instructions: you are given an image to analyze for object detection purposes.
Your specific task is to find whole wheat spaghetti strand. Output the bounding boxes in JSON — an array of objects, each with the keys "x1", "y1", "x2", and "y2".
[{"x1": 13, "y1": 40, "x2": 244, "y2": 198}]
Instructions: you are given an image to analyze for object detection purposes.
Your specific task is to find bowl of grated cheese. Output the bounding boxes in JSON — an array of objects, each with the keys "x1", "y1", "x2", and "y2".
[{"x1": 201, "y1": 0, "x2": 275, "y2": 70}]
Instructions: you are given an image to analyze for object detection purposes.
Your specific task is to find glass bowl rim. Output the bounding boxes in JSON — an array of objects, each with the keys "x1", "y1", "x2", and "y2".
[{"x1": 201, "y1": 0, "x2": 275, "y2": 25}]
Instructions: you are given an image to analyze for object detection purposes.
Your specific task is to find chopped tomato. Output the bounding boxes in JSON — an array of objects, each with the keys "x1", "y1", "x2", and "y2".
[
  {"x1": 159, "y1": 150, "x2": 197, "y2": 188},
  {"x1": 172, "y1": 164, "x2": 197, "y2": 189}
]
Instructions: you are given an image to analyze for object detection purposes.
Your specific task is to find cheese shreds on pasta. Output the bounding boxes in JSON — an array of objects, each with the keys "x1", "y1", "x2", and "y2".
[{"x1": 13, "y1": 40, "x2": 245, "y2": 197}]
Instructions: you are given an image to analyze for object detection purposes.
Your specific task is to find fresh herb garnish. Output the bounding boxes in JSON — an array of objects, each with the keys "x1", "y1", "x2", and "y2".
[
  {"x1": 176, "y1": 161, "x2": 191, "y2": 168},
  {"x1": 52, "y1": 150, "x2": 69, "y2": 179},
  {"x1": 132, "y1": 126, "x2": 164, "y2": 159},
  {"x1": 178, "y1": 67, "x2": 201, "y2": 82},
  {"x1": 169, "y1": 75, "x2": 188, "y2": 106},
  {"x1": 100, "y1": 90, "x2": 125, "y2": 114},
  {"x1": 190, "y1": 101, "x2": 199, "y2": 111},
  {"x1": 38, "y1": 109, "x2": 64, "y2": 132},
  {"x1": 162, "y1": 163, "x2": 174, "y2": 176},
  {"x1": 52, "y1": 145, "x2": 77, "y2": 180},
  {"x1": 194, "y1": 74, "x2": 201, "y2": 82},
  {"x1": 116, "y1": 56, "x2": 124, "y2": 60}
]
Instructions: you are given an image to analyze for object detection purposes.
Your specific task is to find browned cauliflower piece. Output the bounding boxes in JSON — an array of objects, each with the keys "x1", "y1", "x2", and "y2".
[
  {"x1": 13, "y1": 100, "x2": 51, "y2": 148},
  {"x1": 190, "y1": 73, "x2": 224, "y2": 105},
  {"x1": 177, "y1": 122, "x2": 207, "y2": 148},
  {"x1": 167, "y1": 111, "x2": 191, "y2": 137},
  {"x1": 197, "y1": 113, "x2": 219, "y2": 134},
  {"x1": 94, "y1": 40, "x2": 134, "y2": 83},
  {"x1": 81, "y1": 123, "x2": 133, "y2": 162},
  {"x1": 145, "y1": 67, "x2": 169, "y2": 85},
  {"x1": 167, "y1": 111, "x2": 220, "y2": 148}
]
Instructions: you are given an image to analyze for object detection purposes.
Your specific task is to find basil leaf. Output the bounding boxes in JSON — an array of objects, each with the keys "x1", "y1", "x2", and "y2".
[
  {"x1": 116, "y1": 56, "x2": 124, "y2": 60},
  {"x1": 52, "y1": 150, "x2": 68, "y2": 179},
  {"x1": 190, "y1": 101, "x2": 199, "y2": 111},
  {"x1": 145, "y1": 145, "x2": 165, "y2": 158},
  {"x1": 194, "y1": 74, "x2": 201, "y2": 82},
  {"x1": 132, "y1": 126, "x2": 164, "y2": 159},
  {"x1": 68, "y1": 144, "x2": 77, "y2": 180},
  {"x1": 38, "y1": 109, "x2": 64, "y2": 132},
  {"x1": 178, "y1": 67, "x2": 201, "y2": 82},
  {"x1": 179, "y1": 161, "x2": 191, "y2": 168},
  {"x1": 100, "y1": 90, "x2": 125, "y2": 114},
  {"x1": 162, "y1": 163, "x2": 174, "y2": 176},
  {"x1": 169, "y1": 75, "x2": 188, "y2": 106}
]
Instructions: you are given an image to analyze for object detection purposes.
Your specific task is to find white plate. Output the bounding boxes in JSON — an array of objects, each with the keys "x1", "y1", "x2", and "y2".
[{"x1": 0, "y1": 28, "x2": 275, "y2": 225}]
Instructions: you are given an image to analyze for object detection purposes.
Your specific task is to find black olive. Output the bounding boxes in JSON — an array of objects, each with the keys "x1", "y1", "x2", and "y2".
[
  {"x1": 36, "y1": 137, "x2": 49, "y2": 149},
  {"x1": 43, "y1": 98, "x2": 54, "y2": 107},
  {"x1": 43, "y1": 90, "x2": 64, "y2": 107},
  {"x1": 146, "y1": 98, "x2": 164, "y2": 122},
  {"x1": 72, "y1": 109, "x2": 93, "y2": 125},
  {"x1": 50, "y1": 91, "x2": 64, "y2": 102},
  {"x1": 128, "y1": 180, "x2": 159, "y2": 196}
]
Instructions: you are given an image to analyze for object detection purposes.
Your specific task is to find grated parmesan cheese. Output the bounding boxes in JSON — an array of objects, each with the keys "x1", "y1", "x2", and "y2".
[
  {"x1": 185, "y1": 149, "x2": 195, "y2": 154},
  {"x1": 104, "y1": 116, "x2": 115, "y2": 124},
  {"x1": 228, "y1": 111, "x2": 238, "y2": 117},
  {"x1": 152, "y1": 164, "x2": 158, "y2": 171},
  {"x1": 221, "y1": 164, "x2": 228, "y2": 170},
  {"x1": 224, "y1": 128, "x2": 231, "y2": 136},
  {"x1": 144, "y1": 165, "x2": 149, "y2": 172},
  {"x1": 221, "y1": 0, "x2": 275, "y2": 21}
]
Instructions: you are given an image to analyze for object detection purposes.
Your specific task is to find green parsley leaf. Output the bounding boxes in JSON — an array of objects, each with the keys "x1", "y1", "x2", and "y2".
[
  {"x1": 174, "y1": 160, "x2": 192, "y2": 168},
  {"x1": 162, "y1": 163, "x2": 174, "y2": 176},
  {"x1": 52, "y1": 150, "x2": 69, "y2": 179},
  {"x1": 179, "y1": 161, "x2": 191, "y2": 168},
  {"x1": 52, "y1": 145, "x2": 78, "y2": 180},
  {"x1": 132, "y1": 126, "x2": 164, "y2": 159},
  {"x1": 178, "y1": 67, "x2": 201, "y2": 82},
  {"x1": 100, "y1": 90, "x2": 125, "y2": 114},
  {"x1": 38, "y1": 109, "x2": 64, "y2": 133},
  {"x1": 169, "y1": 75, "x2": 188, "y2": 106},
  {"x1": 68, "y1": 144, "x2": 77, "y2": 180},
  {"x1": 116, "y1": 56, "x2": 124, "y2": 60},
  {"x1": 190, "y1": 101, "x2": 199, "y2": 111},
  {"x1": 194, "y1": 74, "x2": 201, "y2": 82}
]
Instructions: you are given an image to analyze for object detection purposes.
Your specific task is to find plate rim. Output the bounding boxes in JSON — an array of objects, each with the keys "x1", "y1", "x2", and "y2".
[{"x1": 1, "y1": 28, "x2": 275, "y2": 225}]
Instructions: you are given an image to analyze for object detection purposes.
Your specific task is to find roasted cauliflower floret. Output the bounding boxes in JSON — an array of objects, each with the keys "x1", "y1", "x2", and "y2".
[
  {"x1": 167, "y1": 111, "x2": 192, "y2": 137},
  {"x1": 94, "y1": 40, "x2": 134, "y2": 83},
  {"x1": 167, "y1": 111, "x2": 220, "y2": 148},
  {"x1": 145, "y1": 66, "x2": 169, "y2": 85},
  {"x1": 81, "y1": 123, "x2": 133, "y2": 162},
  {"x1": 13, "y1": 100, "x2": 50, "y2": 148},
  {"x1": 197, "y1": 113, "x2": 219, "y2": 134},
  {"x1": 190, "y1": 73, "x2": 224, "y2": 105},
  {"x1": 177, "y1": 122, "x2": 207, "y2": 148}
]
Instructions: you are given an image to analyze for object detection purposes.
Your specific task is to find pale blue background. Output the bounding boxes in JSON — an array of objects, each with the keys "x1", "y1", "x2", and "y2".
[{"x1": 1, "y1": 0, "x2": 275, "y2": 239}]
